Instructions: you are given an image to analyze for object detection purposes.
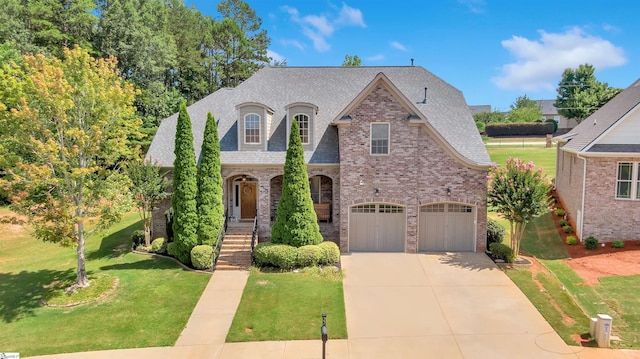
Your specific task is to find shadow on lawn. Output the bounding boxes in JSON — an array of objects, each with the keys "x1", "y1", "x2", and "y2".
[
  {"x1": 86, "y1": 221, "x2": 142, "y2": 261},
  {"x1": 0, "y1": 268, "x2": 74, "y2": 323},
  {"x1": 99, "y1": 255, "x2": 190, "y2": 271}
]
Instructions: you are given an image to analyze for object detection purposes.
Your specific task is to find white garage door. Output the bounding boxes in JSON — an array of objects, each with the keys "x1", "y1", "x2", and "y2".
[
  {"x1": 349, "y1": 204, "x2": 405, "y2": 252},
  {"x1": 419, "y1": 203, "x2": 475, "y2": 252}
]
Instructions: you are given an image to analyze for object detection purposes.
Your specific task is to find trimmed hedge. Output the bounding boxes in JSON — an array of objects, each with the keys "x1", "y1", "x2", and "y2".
[
  {"x1": 254, "y1": 241, "x2": 340, "y2": 269},
  {"x1": 489, "y1": 242, "x2": 515, "y2": 263},
  {"x1": 191, "y1": 245, "x2": 214, "y2": 269},
  {"x1": 485, "y1": 122, "x2": 554, "y2": 136},
  {"x1": 150, "y1": 237, "x2": 168, "y2": 254}
]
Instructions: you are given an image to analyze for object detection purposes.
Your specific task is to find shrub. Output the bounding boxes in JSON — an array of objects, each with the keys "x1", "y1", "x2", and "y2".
[
  {"x1": 489, "y1": 242, "x2": 515, "y2": 263},
  {"x1": 566, "y1": 236, "x2": 577, "y2": 245},
  {"x1": 585, "y1": 236, "x2": 598, "y2": 250},
  {"x1": 554, "y1": 208, "x2": 565, "y2": 217},
  {"x1": 254, "y1": 243, "x2": 298, "y2": 269},
  {"x1": 191, "y1": 245, "x2": 214, "y2": 269},
  {"x1": 297, "y1": 245, "x2": 323, "y2": 267},
  {"x1": 485, "y1": 122, "x2": 554, "y2": 136},
  {"x1": 167, "y1": 242, "x2": 177, "y2": 257},
  {"x1": 612, "y1": 240, "x2": 624, "y2": 248},
  {"x1": 475, "y1": 121, "x2": 486, "y2": 134},
  {"x1": 562, "y1": 225, "x2": 573, "y2": 233},
  {"x1": 318, "y1": 241, "x2": 340, "y2": 265},
  {"x1": 150, "y1": 237, "x2": 167, "y2": 254},
  {"x1": 131, "y1": 230, "x2": 145, "y2": 247},
  {"x1": 559, "y1": 219, "x2": 568, "y2": 226},
  {"x1": 486, "y1": 219, "x2": 506, "y2": 247},
  {"x1": 545, "y1": 118, "x2": 558, "y2": 133}
]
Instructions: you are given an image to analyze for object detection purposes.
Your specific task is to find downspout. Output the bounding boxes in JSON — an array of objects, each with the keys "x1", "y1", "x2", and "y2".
[{"x1": 576, "y1": 153, "x2": 587, "y2": 241}]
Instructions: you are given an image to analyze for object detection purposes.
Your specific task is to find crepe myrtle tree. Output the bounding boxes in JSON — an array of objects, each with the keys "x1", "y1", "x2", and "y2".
[{"x1": 487, "y1": 158, "x2": 552, "y2": 260}]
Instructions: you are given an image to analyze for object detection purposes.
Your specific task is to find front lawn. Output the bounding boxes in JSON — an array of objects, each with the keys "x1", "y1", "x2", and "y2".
[
  {"x1": 227, "y1": 267, "x2": 347, "y2": 342},
  {"x1": 0, "y1": 209, "x2": 211, "y2": 356},
  {"x1": 487, "y1": 146, "x2": 556, "y2": 177}
]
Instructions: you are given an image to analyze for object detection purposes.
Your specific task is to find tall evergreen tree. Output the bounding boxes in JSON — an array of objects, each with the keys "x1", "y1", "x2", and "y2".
[
  {"x1": 271, "y1": 121, "x2": 323, "y2": 247},
  {"x1": 197, "y1": 113, "x2": 224, "y2": 245},
  {"x1": 172, "y1": 102, "x2": 199, "y2": 264}
]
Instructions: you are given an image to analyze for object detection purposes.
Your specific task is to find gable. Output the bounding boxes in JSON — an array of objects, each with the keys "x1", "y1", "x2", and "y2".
[{"x1": 595, "y1": 107, "x2": 640, "y2": 145}]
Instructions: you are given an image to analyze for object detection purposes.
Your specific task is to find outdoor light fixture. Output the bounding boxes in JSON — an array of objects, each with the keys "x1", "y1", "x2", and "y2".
[
  {"x1": 446, "y1": 187, "x2": 451, "y2": 196},
  {"x1": 242, "y1": 175, "x2": 247, "y2": 182},
  {"x1": 374, "y1": 188, "x2": 380, "y2": 196},
  {"x1": 359, "y1": 179, "x2": 364, "y2": 186}
]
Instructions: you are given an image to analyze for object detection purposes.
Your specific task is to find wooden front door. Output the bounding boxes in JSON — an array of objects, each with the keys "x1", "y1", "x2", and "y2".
[{"x1": 240, "y1": 182, "x2": 257, "y2": 219}]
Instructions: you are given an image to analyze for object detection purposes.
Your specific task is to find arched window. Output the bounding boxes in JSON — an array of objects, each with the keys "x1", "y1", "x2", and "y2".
[
  {"x1": 245, "y1": 114, "x2": 260, "y2": 144},
  {"x1": 295, "y1": 114, "x2": 309, "y2": 144}
]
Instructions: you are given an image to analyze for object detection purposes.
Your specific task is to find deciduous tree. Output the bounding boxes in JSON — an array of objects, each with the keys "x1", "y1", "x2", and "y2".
[
  {"x1": 0, "y1": 47, "x2": 139, "y2": 289},
  {"x1": 487, "y1": 158, "x2": 552, "y2": 261},
  {"x1": 342, "y1": 54, "x2": 362, "y2": 66},
  {"x1": 127, "y1": 158, "x2": 169, "y2": 247}
]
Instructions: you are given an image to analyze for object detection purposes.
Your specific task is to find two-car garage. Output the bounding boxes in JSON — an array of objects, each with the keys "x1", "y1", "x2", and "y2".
[{"x1": 348, "y1": 202, "x2": 476, "y2": 252}]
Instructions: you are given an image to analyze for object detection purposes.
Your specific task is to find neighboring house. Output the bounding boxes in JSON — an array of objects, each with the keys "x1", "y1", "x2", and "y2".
[
  {"x1": 146, "y1": 66, "x2": 491, "y2": 253},
  {"x1": 469, "y1": 105, "x2": 491, "y2": 116},
  {"x1": 536, "y1": 100, "x2": 576, "y2": 130},
  {"x1": 554, "y1": 78, "x2": 640, "y2": 242}
]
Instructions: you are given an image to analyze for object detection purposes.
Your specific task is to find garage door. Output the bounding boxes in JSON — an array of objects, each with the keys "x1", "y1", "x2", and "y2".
[
  {"x1": 419, "y1": 203, "x2": 475, "y2": 252},
  {"x1": 349, "y1": 204, "x2": 405, "y2": 252}
]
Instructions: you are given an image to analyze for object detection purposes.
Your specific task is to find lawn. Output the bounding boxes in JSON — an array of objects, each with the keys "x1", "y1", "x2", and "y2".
[
  {"x1": 487, "y1": 146, "x2": 557, "y2": 177},
  {"x1": 227, "y1": 267, "x2": 347, "y2": 342},
  {"x1": 0, "y1": 208, "x2": 211, "y2": 357}
]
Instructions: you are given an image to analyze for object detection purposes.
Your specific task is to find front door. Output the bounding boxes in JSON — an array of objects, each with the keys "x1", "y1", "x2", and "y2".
[{"x1": 240, "y1": 182, "x2": 257, "y2": 219}]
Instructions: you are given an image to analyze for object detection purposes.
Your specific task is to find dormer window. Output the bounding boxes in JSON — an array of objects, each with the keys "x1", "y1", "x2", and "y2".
[
  {"x1": 245, "y1": 114, "x2": 260, "y2": 144},
  {"x1": 295, "y1": 114, "x2": 309, "y2": 144}
]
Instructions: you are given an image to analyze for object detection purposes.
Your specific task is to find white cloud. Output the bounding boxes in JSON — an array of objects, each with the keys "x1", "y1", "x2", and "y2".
[
  {"x1": 492, "y1": 27, "x2": 627, "y2": 91},
  {"x1": 267, "y1": 50, "x2": 286, "y2": 64},
  {"x1": 281, "y1": 39, "x2": 305, "y2": 51},
  {"x1": 458, "y1": 0, "x2": 486, "y2": 14},
  {"x1": 390, "y1": 41, "x2": 407, "y2": 51},
  {"x1": 281, "y1": 3, "x2": 366, "y2": 52},
  {"x1": 367, "y1": 54, "x2": 385, "y2": 62}
]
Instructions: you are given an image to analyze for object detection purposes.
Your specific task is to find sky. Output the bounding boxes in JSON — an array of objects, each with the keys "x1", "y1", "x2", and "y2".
[{"x1": 188, "y1": 0, "x2": 639, "y2": 112}]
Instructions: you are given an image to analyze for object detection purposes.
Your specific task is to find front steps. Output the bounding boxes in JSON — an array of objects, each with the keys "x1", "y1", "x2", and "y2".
[{"x1": 216, "y1": 221, "x2": 254, "y2": 270}]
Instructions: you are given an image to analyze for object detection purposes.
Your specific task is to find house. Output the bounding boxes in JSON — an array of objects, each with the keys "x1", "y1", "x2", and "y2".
[
  {"x1": 469, "y1": 105, "x2": 491, "y2": 116},
  {"x1": 146, "y1": 66, "x2": 492, "y2": 253},
  {"x1": 554, "y1": 78, "x2": 640, "y2": 242},
  {"x1": 536, "y1": 99, "x2": 576, "y2": 131}
]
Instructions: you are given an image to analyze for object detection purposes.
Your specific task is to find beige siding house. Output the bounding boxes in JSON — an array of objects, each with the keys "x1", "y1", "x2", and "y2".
[
  {"x1": 146, "y1": 66, "x2": 491, "y2": 253},
  {"x1": 554, "y1": 78, "x2": 640, "y2": 242}
]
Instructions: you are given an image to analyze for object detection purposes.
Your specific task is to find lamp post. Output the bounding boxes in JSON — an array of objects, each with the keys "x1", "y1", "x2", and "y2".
[{"x1": 321, "y1": 313, "x2": 328, "y2": 359}]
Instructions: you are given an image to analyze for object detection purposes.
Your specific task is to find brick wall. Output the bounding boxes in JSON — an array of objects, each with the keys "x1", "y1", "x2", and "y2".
[{"x1": 337, "y1": 83, "x2": 488, "y2": 253}]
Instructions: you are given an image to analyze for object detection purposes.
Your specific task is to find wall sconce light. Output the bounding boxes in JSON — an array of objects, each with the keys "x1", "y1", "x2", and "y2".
[
  {"x1": 374, "y1": 188, "x2": 380, "y2": 196},
  {"x1": 446, "y1": 187, "x2": 451, "y2": 196},
  {"x1": 359, "y1": 179, "x2": 364, "y2": 186},
  {"x1": 242, "y1": 175, "x2": 247, "y2": 182}
]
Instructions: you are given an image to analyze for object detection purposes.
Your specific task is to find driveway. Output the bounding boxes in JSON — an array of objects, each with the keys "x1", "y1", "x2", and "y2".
[{"x1": 341, "y1": 252, "x2": 578, "y2": 359}]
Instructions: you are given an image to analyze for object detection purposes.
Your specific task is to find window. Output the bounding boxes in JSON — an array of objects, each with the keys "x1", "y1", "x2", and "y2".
[
  {"x1": 295, "y1": 114, "x2": 309, "y2": 144},
  {"x1": 244, "y1": 114, "x2": 260, "y2": 144},
  {"x1": 616, "y1": 162, "x2": 640, "y2": 200},
  {"x1": 309, "y1": 177, "x2": 320, "y2": 204},
  {"x1": 371, "y1": 123, "x2": 389, "y2": 155}
]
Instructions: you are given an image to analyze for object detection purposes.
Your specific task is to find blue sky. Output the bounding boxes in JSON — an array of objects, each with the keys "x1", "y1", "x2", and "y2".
[{"x1": 189, "y1": 0, "x2": 638, "y2": 111}]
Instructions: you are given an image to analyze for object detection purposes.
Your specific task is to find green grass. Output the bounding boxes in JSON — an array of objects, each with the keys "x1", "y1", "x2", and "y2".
[
  {"x1": 520, "y1": 213, "x2": 570, "y2": 260},
  {"x1": 227, "y1": 267, "x2": 347, "y2": 342},
  {"x1": 0, "y1": 209, "x2": 211, "y2": 356},
  {"x1": 487, "y1": 146, "x2": 557, "y2": 178}
]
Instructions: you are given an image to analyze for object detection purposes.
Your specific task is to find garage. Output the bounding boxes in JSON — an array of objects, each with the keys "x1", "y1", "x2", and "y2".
[
  {"x1": 419, "y1": 203, "x2": 475, "y2": 252},
  {"x1": 349, "y1": 204, "x2": 405, "y2": 252}
]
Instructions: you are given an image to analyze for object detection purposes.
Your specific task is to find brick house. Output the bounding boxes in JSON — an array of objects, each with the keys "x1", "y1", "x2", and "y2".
[
  {"x1": 554, "y1": 77, "x2": 640, "y2": 242},
  {"x1": 146, "y1": 66, "x2": 491, "y2": 253}
]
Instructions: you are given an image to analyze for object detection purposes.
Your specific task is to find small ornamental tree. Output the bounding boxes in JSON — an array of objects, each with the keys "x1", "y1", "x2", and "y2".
[
  {"x1": 197, "y1": 113, "x2": 224, "y2": 246},
  {"x1": 271, "y1": 121, "x2": 323, "y2": 247},
  {"x1": 487, "y1": 158, "x2": 552, "y2": 261},
  {"x1": 172, "y1": 102, "x2": 199, "y2": 264},
  {"x1": 127, "y1": 158, "x2": 169, "y2": 247}
]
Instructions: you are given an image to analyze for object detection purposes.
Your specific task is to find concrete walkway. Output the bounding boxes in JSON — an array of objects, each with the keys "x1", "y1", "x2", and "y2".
[{"x1": 30, "y1": 253, "x2": 640, "y2": 359}]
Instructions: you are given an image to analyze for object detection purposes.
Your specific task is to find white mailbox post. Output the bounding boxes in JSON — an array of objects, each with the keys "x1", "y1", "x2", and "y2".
[{"x1": 595, "y1": 314, "x2": 613, "y2": 348}]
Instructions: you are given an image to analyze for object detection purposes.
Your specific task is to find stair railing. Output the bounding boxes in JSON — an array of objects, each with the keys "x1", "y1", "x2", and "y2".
[
  {"x1": 212, "y1": 209, "x2": 227, "y2": 272},
  {"x1": 250, "y1": 216, "x2": 258, "y2": 264}
]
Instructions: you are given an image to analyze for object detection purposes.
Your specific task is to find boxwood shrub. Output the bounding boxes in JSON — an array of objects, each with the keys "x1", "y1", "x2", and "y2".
[
  {"x1": 612, "y1": 240, "x2": 624, "y2": 248},
  {"x1": 489, "y1": 242, "x2": 515, "y2": 263},
  {"x1": 318, "y1": 241, "x2": 340, "y2": 265},
  {"x1": 167, "y1": 242, "x2": 177, "y2": 257},
  {"x1": 254, "y1": 241, "x2": 340, "y2": 269},
  {"x1": 585, "y1": 236, "x2": 599, "y2": 250},
  {"x1": 486, "y1": 219, "x2": 506, "y2": 247},
  {"x1": 150, "y1": 237, "x2": 167, "y2": 254},
  {"x1": 559, "y1": 219, "x2": 568, "y2": 226},
  {"x1": 554, "y1": 208, "x2": 565, "y2": 217},
  {"x1": 562, "y1": 225, "x2": 573, "y2": 233},
  {"x1": 297, "y1": 245, "x2": 323, "y2": 267},
  {"x1": 566, "y1": 236, "x2": 577, "y2": 245},
  {"x1": 191, "y1": 245, "x2": 214, "y2": 269}
]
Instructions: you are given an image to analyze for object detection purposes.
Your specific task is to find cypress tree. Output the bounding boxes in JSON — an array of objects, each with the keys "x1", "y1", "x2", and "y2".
[
  {"x1": 197, "y1": 112, "x2": 224, "y2": 245},
  {"x1": 172, "y1": 102, "x2": 199, "y2": 264},
  {"x1": 271, "y1": 121, "x2": 323, "y2": 247}
]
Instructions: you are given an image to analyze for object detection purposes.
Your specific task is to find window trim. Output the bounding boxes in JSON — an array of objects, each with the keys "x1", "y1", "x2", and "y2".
[
  {"x1": 244, "y1": 113, "x2": 261, "y2": 144},
  {"x1": 294, "y1": 113, "x2": 310, "y2": 145},
  {"x1": 616, "y1": 162, "x2": 640, "y2": 200},
  {"x1": 370, "y1": 122, "x2": 390, "y2": 156}
]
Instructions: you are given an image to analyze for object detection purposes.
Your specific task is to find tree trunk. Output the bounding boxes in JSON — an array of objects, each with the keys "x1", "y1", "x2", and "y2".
[
  {"x1": 75, "y1": 220, "x2": 90, "y2": 288},
  {"x1": 144, "y1": 216, "x2": 152, "y2": 247}
]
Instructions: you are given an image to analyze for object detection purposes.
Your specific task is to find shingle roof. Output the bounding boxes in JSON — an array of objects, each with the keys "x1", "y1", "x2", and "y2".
[
  {"x1": 469, "y1": 105, "x2": 491, "y2": 115},
  {"x1": 555, "y1": 77, "x2": 640, "y2": 153},
  {"x1": 535, "y1": 100, "x2": 559, "y2": 115},
  {"x1": 146, "y1": 66, "x2": 490, "y2": 167}
]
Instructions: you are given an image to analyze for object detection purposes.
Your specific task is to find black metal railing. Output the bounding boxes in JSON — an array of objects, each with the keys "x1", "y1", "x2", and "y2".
[
  {"x1": 250, "y1": 216, "x2": 258, "y2": 263},
  {"x1": 211, "y1": 209, "x2": 228, "y2": 271}
]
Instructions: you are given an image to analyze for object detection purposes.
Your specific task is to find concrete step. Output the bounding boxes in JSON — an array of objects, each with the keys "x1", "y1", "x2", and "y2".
[{"x1": 216, "y1": 263, "x2": 250, "y2": 270}]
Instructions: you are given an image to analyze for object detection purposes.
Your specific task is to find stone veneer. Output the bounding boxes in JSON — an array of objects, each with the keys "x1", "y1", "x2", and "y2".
[{"x1": 337, "y1": 83, "x2": 488, "y2": 253}]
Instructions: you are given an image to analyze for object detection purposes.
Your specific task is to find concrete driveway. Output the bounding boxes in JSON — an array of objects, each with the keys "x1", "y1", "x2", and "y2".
[{"x1": 341, "y1": 252, "x2": 577, "y2": 359}]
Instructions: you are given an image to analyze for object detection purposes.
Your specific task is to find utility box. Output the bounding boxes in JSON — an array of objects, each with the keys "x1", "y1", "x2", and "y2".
[
  {"x1": 595, "y1": 314, "x2": 613, "y2": 348},
  {"x1": 589, "y1": 317, "x2": 597, "y2": 337}
]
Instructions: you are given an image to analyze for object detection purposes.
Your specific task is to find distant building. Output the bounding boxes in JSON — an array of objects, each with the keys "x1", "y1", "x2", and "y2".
[
  {"x1": 468, "y1": 100, "x2": 578, "y2": 131},
  {"x1": 469, "y1": 105, "x2": 491, "y2": 116}
]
